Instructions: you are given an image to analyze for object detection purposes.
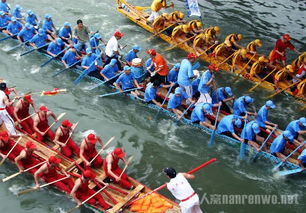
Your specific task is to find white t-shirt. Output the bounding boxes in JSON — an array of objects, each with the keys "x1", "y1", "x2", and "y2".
[
  {"x1": 167, "y1": 173, "x2": 195, "y2": 201},
  {"x1": 105, "y1": 36, "x2": 118, "y2": 57},
  {"x1": 0, "y1": 91, "x2": 7, "y2": 108}
]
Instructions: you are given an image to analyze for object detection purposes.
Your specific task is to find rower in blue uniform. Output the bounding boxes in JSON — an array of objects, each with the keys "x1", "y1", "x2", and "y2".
[
  {"x1": 42, "y1": 14, "x2": 56, "y2": 37},
  {"x1": 0, "y1": 0, "x2": 9, "y2": 14},
  {"x1": 0, "y1": 11, "x2": 10, "y2": 30},
  {"x1": 144, "y1": 81, "x2": 163, "y2": 107},
  {"x1": 17, "y1": 23, "x2": 36, "y2": 43},
  {"x1": 26, "y1": 10, "x2": 38, "y2": 27},
  {"x1": 212, "y1": 87, "x2": 234, "y2": 114},
  {"x1": 100, "y1": 58, "x2": 120, "y2": 81},
  {"x1": 90, "y1": 33, "x2": 106, "y2": 54},
  {"x1": 81, "y1": 47, "x2": 99, "y2": 75},
  {"x1": 167, "y1": 87, "x2": 191, "y2": 119},
  {"x1": 270, "y1": 131, "x2": 294, "y2": 161},
  {"x1": 241, "y1": 120, "x2": 263, "y2": 151},
  {"x1": 233, "y1": 95, "x2": 256, "y2": 116},
  {"x1": 29, "y1": 29, "x2": 49, "y2": 48},
  {"x1": 58, "y1": 22, "x2": 72, "y2": 44},
  {"x1": 285, "y1": 117, "x2": 306, "y2": 142},
  {"x1": 125, "y1": 45, "x2": 141, "y2": 66},
  {"x1": 62, "y1": 45, "x2": 81, "y2": 68},
  {"x1": 256, "y1": 100, "x2": 278, "y2": 133},
  {"x1": 5, "y1": 16, "x2": 22, "y2": 36},
  {"x1": 191, "y1": 102, "x2": 218, "y2": 130},
  {"x1": 297, "y1": 149, "x2": 306, "y2": 170},
  {"x1": 217, "y1": 114, "x2": 243, "y2": 142},
  {"x1": 167, "y1": 63, "x2": 180, "y2": 84},
  {"x1": 12, "y1": 5, "x2": 23, "y2": 22},
  {"x1": 47, "y1": 38, "x2": 65, "y2": 57}
]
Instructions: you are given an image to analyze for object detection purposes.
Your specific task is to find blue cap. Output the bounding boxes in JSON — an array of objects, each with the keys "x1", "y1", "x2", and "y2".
[
  {"x1": 265, "y1": 100, "x2": 276, "y2": 109},
  {"x1": 123, "y1": 65, "x2": 131, "y2": 71},
  {"x1": 38, "y1": 29, "x2": 45, "y2": 35},
  {"x1": 299, "y1": 117, "x2": 306, "y2": 126},
  {"x1": 225, "y1": 87, "x2": 233, "y2": 96},
  {"x1": 283, "y1": 130, "x2": 294, "y2": 141},
  {"x1": 244, "y1": 96, "x2": 254, "y2": 104},
  {"x1": 27, "y1": 10, "x2": 33, "y2": 15},
  {"x1": 25, "y1": 23, "x2": 33, "y2": 29},
  {"x1": 110, "y1": 58, "x2": 117, "y2": 65},
  {"x1": 175, "y1": 87, "x2": 182, "y2": 95},
  {"x1": 94, "y1": 33, "x2": 102, "y2": 39},
  {"x1": 252, "y1": 122, "x2": 260, "y2": 134},
  {"x1": 203, "y1": 103, "x2": 212, "y2": 114},
  {"x1": 45, "y1": 14, "x2": 51, "y2": 19},
  {"x1": 56, "y1": 38, "x2": 63, "y2": 45},
  {"x1": 11, "y1": 16, "x2": 16, "y2": 22},
  {"x1": 64, "y1": 22, "x2": 71, "y2": 27},
  {"x1": 86, "y1": 48, "x2": 92, "y2": 54},
  {"x1": 0, "y1": 11, "x2": 4, "y2": 16},
  {"x1": 235, "y1": 119, "x2": 242, "y2": 128},
  {"x1": 15, "y1": 5, "x2": 22, "y2": 10},
  {"x1": 174, "y1": 63, "x2": 180, "y2": 69},
  {"x1": 132, "y1": 45, "x2": 141, "y2": 51}
]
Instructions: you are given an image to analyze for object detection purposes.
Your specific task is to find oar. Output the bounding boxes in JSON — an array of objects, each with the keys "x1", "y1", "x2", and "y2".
[
  {"x1": 250, "y1": 127, "x2": 277, "y2": 162},
  {"x1": 7, "y1": 40, "x2": 29, "y2": 52},
  {"x1": 146, "y1": 23, "x2": 177, "y2": 41},
  {"x1": 67, "y1": 184, "x2": 109, "y2": 213},
  {"x1": 0, "y1": 137, "x2": 22, "y2": 166},
  {"x1": 247, "y1": 68, "x2": 277, "y2": 92},
  {"x1": 265, "y1": 80, "x2": 301, "y2": 99},
  {"x1": 208, "y1": 103, "x2": 222, "y2": 147},
  {"x1": 19, "y1": 112, "x2": 37, "y2": 123},
  {"x1": 275, "y1": 168, "x2": 304, "y2": 177},
  {"x1": 73, "y1": 60, "x2": 96, "y2": 85},
  {"x1": 89, "y1": 136, "x2": 114, "y2": 165},
  {"x1": 154, "y1": 84, "x2": 174, "y2": 120},
  {"x1": 0, "y1": 33, "x2": 18, "y2": 42},
  {"x1": 52, "y1": 60, "x2": 82, "y2": 77},
  {"x1": 17, "y1": 176, "x2": 70, "y2": 196},
  {"x1": 165, "y1": 34, "x2": 197, "y2": 51},
  {"x1": 135, "y1": 6, "x2": 151, "y2": 10},
  {"x1": 88, "y1": 71, "x2": 123, "y2": 90},
  {"x1": 42, "y1": 113, "x2": 66, "y2": 135},
  {"x1": 176, "y1": 103, "x2": 193, "y2": 123},
  {"x1": 98, "y1": 87, "x2": 143, "y2": 98},
  {"x1": 40, "y1": 46, "x2": 70, "y2": 67},
  {"x1": 118, "y1": 156, "x2": 134, "y2": 179},
  {"x1": 62, "y1": 122, "x2": 79, "y2": 146},
  {"x1": 20, "y1": 43, "x2": 49, "y2": 56},
  {"x1": 232, "y1": 53, "x2": 256, "y2": 83},
  {"x1": 198, "y1": 43, "x2": 218, "y2": 57},
  {"x1": 239, "y1": 117, "x2": 248, "y2": 160},
  {"x1": 127, "y1": 158, "x2": 217, "y2": 206},
  {"x1": 272, "y1": 141, "x2": 306, "y2": 172},
  {"x1": 2, "y1": 161, "x2": 47, "y2": 182}
]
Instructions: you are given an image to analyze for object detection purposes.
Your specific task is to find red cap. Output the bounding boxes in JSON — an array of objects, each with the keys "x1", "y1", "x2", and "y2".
[
  {"x1": 62, "y1": 119, "x2": 73, "y2": 128},
  {"x1": 24, "y1": 95, "x2": 33, "y2": 103},
  {"x1": 113, "y1": 147, "x2": 125, "y2": 158},
  {"x1": 114, "y1": 31, "x2": 123, "y2": 38},
  {"x1": 87, "y1": 133, "x2": 97, "y2": 144},
  {"x1": 283, "y1": 34, "x2": 291, "y2": 41},
  {"x1": 187, "y1": 52, "x2": 197, "y2": 59},
  {"x1": 0, "y1": 130, "x2": 9, "y2": 141},
  {"x1": 146, "y1": 49, "x2": 156, "y2": 56},
  {"x1": 48, "y1": 156, "x2": 61, "y2": 164},
  {"x1": 39, "y1": 106, "x2": 48, "y2": 112},
  {"x1": 208, "y1": 64, "x2": 219, "y2": 71},
  {"x1": 83, "y1": 169, "x2": 96, "y2": 179},
  {"x1": 26, "y1": 141, "x2": 36, "y2": 149},
  {"x1": 4, "y1": 88, "x2": 10, "y2": 95}
]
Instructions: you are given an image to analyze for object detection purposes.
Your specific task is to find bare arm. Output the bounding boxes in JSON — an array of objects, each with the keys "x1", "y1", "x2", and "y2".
[
  {"x1": 182, "y1": 172, "x2": 195, "y2": 179},
  {"x1": 53, "y1": 128, "x2": 65, "y2": 146},
  {"x1": 70, "y1": 178, "x2": 82, "y2": 205},
  {"x1": 34, "y1": 163, "x2": 47, "y2": 187},
  {"x1": 79, "y1": 140, "x2": 90, "y2": 166},
  {"x1": 14, "y1": 150, "x2": 26, "y2": 172}
]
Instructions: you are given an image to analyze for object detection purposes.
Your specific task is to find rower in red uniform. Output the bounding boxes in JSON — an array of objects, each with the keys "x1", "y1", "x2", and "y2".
[
  {"x1": 269, "y1": 34, "x2": 301, "y2": 66},
  {"x1": 15, "y1": 141, "x2": 41, "y2": 174},
  {"x1": 33, "y1": 156, "x2": 74, "y2": 193},
  {"x1": 3, "y1": 85, "x2": 18, "y2": 121},
  {"x1": 70, "y1": 169, "x2": 110, "y2": 210},
  {"x1": 80, "y1": 133, "x2": 104, "y2": 168},
  {"x1": 0, "y1": 131, "x2": 23, "y2": 160},
  {"x1": 104, "y1": 148, "x2": 134, "y2": 190},
  {"x1": 33, "y1": 106, "x2": 57, "y2": 142},
  {"x1": 53, "y1": 120, "x2": 80, "y2": 158},
  {"x1": 13, "y1": 94, "x2": 37, "y2": 134}
]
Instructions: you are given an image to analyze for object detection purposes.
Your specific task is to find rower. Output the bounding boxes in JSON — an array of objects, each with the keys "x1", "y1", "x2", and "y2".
[
  {"x1": 42, "y1": 14, "x2": 56, "y2": 37},
  {"x1": 249, "y1": 56, "x2": 270, "y2": 81},
  {"x1": 5, "y1": 16, "x2": 22, "y2": 36},
  {"x1": 294, "y1": 59, "x2": 306, "y2": 82},
  {"x1": 186, "y1": 20, "x2": 203, "y2": 35},
  {"x1": 104, "y1": 147, "x2": 134, "y2": 190},
  {"x1": 203, "y1": 26, "x2": 220, "y2": 47},
  {"x1": 0, "y1": 0, "x2": 10, "y2": 14},
  {"x1": 147, "y1": 0, "x2": 174, "y2": 24},
  {"x1": 291, "y1": 52, "x2": 306, "y2": 71},
  {"x1": 217, "y1": 115, "x2": 243, "y2": 142},
  {"x1": 90, "y1": 33, "x2": 106, "y2": 54},
  {"x1": 0, "y1": 11, "x2": 10, "y2": 31},
  {"x1": 193, "y1": 33, "x2": 207, "y2": 56},
  {"x1": 256, "y1": 100, "x2": 278, "y2": 133},
  {"x1": 171, "y1": 24, "x2": 189, "y2": 44},
  {"x1": 167, "y1": 63, "x2": 180, "y2": 84},
  {"x1": 125, "y1": 45, "x2": 141, "y2": 66},
  {"x1": 80, "y1": 133, "x2": 104, "y2": 168},
  {"x1": 293, "y1": 79, "x2": 305, "y2": 99},
  {"x1": 62, "y1": 44, "x2": 81, "y2": 68},
  {"x1": 269, "y1": 34, "x2": 301, "y2": 66},
  {"x1": 29, "y1": 29, "x2": 50, "y2": 49},
  {"x1": 146, "y1": 49, "x2": 169, "y2": 84},
  {"x1": 33, "y1": 156, "x2": 74, "y2": 193},
  {"x1": 297, "y1": 149, "x2": 306, "y2": 170},
  {"x1": 33, "y1": 106, "x2": 57, "y2": 142},
  {"x1": 13, "y1": 94, "x2": 37, "y2": 134},
  {"x1": 270, "y1": 131, "x2": 295, "y2": 162},
  {"x1": 12, "y1": 5, "x2": 23, "y2": 22},
  {"x1": 167, "y1": 87, "x2": 193, "y2": 119},
  {"x1": 197, "y1": 64, "x2": 219, "y2": 105},
  {"x1": 105, "y1": 31, "x2": 124, "y2": 69},
  {"x1": 47, "y1": 38, "x2": 65, "y2": 57},
  {"x1": 144, "y1": 81, "x2": 170, "y2": 107},
  {"x1": 58, "y1": 22, "x2": 72, "y2": 44},
  {"x1": 167, "y1": 11, "x2": 185, "y2": 24},
  {"x1": 212, "y1": 87, "x2": 234, "y2": 114},
  {"x1": 0, "y1": 83, "x2": 17, "y2": 136},
  {"x1": 177, "y1": 53, "x2": 198, "y2": 101},
  {"x1": 114, "y1": 65, "x2": 141, "y2": 96},
  {"x1": 273, "y1": 65, "x2": 296, "y2": 91},
  {"x1": 17, "y1": 23, "x2": 36, "y2": 44},
  {"x1": 192, "y1": 102, "x2": 219, "y2": 129},
  {"x1": 25, "y1": 10, "x2": 38, "y2": 27},
  {"x1": 212, "y1": 40, "x2": 232, "y2": 57},
  {"x1": 163, "y1": 167, "x2": 203, "y2": 213},
  {"x1": 81, "y1": 47, "x2": 102, "y2": 78},
  {"x1": 100, "y1": 58, "x2": 120, "y2": 81},
  {"x1": 233, "y1": 95, "x2": 256, "y2": 116},
  {"x1": 246, "y1": 39, "x2": 262, "y2": 55},
  {"x1": 224, "y1": 33, "x2": 243, "y2": 49},
  {"x1": 53, "y1": 120, "x2": 80, "y2": 158},
  {"x1": 70, "y1": 169, "x2": 110, "y2": 210},
  {"x1": 241, "y1": 120, "x2": 263, "y2": 151},
  {"x1": 0, "y1": 131, "x2": 22, "y2": 160},
  {"x1": 231, "y1": 48, "x2": 248, "y2": 71},
  {"x1": 73, "y1": 19, "x2": 92, "y2": 51},
  {"x1": 15, "y1": 141, "x2": 41, "y2": 174},
  {"x1": 285, "y1": 117, "x2": 306, "y2": 142},
  {"x1": 152, "y1": 13, "x2": 169, "y2": 34}
]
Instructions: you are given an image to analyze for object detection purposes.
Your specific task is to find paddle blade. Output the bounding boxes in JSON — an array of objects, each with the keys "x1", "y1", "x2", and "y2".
[
  {"x1": 272, "y1": 162, "x2": 283, "y2": 172},
  {"x1": 239, "y1": 143, "x2": 247, "y2": 160},
  {"x1": 0, "y1": 157, "x2": 6, "y2": 166},
  {"x1": 208, "y1": 131, "x2": 216, "y2": 147},
  {"x1": 17, "y1": 187, "x2": 37, "y2": 196},
  {"x1": 67, "y1": 206, "x2": 79, "y2": 213},
  {"x1": 275, "y1": 168, "x2": 303, "y2": 177},
  {"x1": 2, "y1": 172, "x2": 21, "y2": 182}
]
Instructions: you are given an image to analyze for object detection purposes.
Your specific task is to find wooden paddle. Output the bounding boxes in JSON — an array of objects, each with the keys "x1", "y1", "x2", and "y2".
[
  {"x1": 247, "y1": 67, "x2": 277, "y2": 92},
  {"x1": 118, "y1": 156, "x2": 134, "y2": 179},
  {"x1": 42, "y1": 113, "x2": 66, "y2": 135},
  {"x1": 0, "y1": 137, "x2": 22, "y2": 166},
  {"x1": 265, "y1": 80, "x2": 301, "y2": 99},
  {"x1": 197, "y1": 43, "x2": 218, "y2": 57},
  {"x1": 2, "y1": 161, "x2": 47, "y2": 182},
  {"x1": 17, "y1": 175, "x2": 70, "y2": 196},
  {"x1": 232, "y1": 53, "x2": 256, "y2": 83},
  {"x1": 146, "y1": 23, "x2": 177, "y2": 41},
  {"x1": 89, "y1": 136, "x2": 115, "y2": 165},
  {"x1": 208, "y1": 103, "x2": 222, "y2": 147},
  {"x1": 19, "y1": 112, "x2": 37, "y2": 123},
  {"x1": 63, "y1": 122, "x2": 79, "y2": 146},
  {"x1": 165, "y1": 34, "x2": 197, "y2": 51}
]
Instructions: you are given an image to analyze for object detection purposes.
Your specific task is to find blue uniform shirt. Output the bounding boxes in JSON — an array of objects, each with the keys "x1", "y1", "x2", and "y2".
[
  {"x1": 233, "y1": 96, "x2": 247, "y2": 116},
  {"x1": 125, "y1": 50, "x2": 137, "y2": 63},
  {"x1": 89, "y1": 37, "x2": 99, "y2": 49},
  {"x1": 30, "y1": 34, "x2": 47, "y2": 47},
  {"x1": 167, "y1": 92, "x2": 188, "y2": 109},
  {"x1": 0, "y1": 15, "x2": 10, "y2": 28},
  {"x1": 7, "y1": 21, "x2": 22, "y2": 34},
  {"x1": 81, "y1": 54, "x2": 97, "y2": 72},
  {"x1": 26, "y1": 14, "x2": 37, "y2": 25},
  {"x1": 212, "y1": 87, "x2": 227, "y2": 104},
  {"x1": 256, "y1": 106, "x2": 269, "y2": 128},
  {"x1": 198, "y1": 70, "x2": 212, "y2": 94},
  {"x1": 62, "y1": 50, "x2": 78, "y2": 66},
  {"x1": 298, "y1": 149, "x2": 306, "y2": 164},
  {"x1": 42, "y1": 19, "x2": 53, "y2": 31},
  {"x1": 18, "y1": 28, "x2": 36, "y2": 41},
  {"x1": 144, "y1": 83, "x2": 158, "y2": 102},
  {"x1": 270, "y1": 134, "x2": 288, "y2": 154},
  {"x1": 191, "y1": 103, "x2": 211, "y2": 122},
  {"x1": 58, "y1": 27, "x2": 71, "y2": 38},
  {"x1": 241, "y1": 120, "x2": 257, "y2": 141},
  {"x1": 101, "y1": 64, "x2": 119, "y2": 79},
  {"x1": 177, "y1": 59, "x2": 193, "y2": 87},
  {"x1": 191, "y1": 78, "x2": 200, "y2": 96},
  {"x1": 47, "y1": 41, "x2": 64, "y2": 55},
  {"x1": 115, "y1": 72, "x2": 136, "y2": 90},
  {"x1": 12, "y1": 9, "x2": 22, "y2": 18},
  {"x1": 0, "y1": 2, "x2": 9, "y2": 12},
  {"x1": 217, "y1": 115, "x2": 236, "y2": 134},
  {"x1": 285, "y1": 120, "x2": 305, "y2": 138},
  {"x1": 167, "y1": 68, "x2": 179, "y2": 83}
]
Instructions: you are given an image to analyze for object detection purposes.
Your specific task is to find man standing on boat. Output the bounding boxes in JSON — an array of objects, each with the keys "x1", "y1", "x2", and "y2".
[
  {"x1": 105, "y1": 31, "x2": 124, "y2": 70},
  {"x1": 104, "y1": 148, "x2": 134, "y2": 190},
  {"x1": 80, "y1": 133, "x2": 104, "y2": 168},
  {"x1": 163, "y1": 167, "x2": 203, "y2": 213},
  {"x1": 147, "y1": 0, "x2": 174, "y2": 24},
  {"x1": 146, "y1": 49, "x2": 169, "y2": 84},
  {"x1": 73, "y1": 19, "x2": 92, "y2": 52}
]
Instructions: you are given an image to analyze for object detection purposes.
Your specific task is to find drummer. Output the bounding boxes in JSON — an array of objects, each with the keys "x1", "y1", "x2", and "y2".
[{"x1": 125, "y1": 45, "x2": 141, "y2": 66}]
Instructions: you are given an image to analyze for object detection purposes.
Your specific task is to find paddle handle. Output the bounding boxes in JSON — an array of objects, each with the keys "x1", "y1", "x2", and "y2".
[
  {"x1": 17, "y1": 187, "x2": 37, "y2": 196},
  {"x1": 43, "y1": 113, "x2": 66, "y2": 135},
  {"x1": 19, "y1": 112, "x2": 36, "y2": 123},
  {"x1": 63, "y1": 122, "x2": 79, "y2": 146},
  {"x1": 199, "y1": 43, "x2": 218, "y2": 57},
  {"x1": 166, "y1": 34, "x2": 197, "y2": 51},
  {"x1": 284, "y1": 141, "x2": 306, "y2": 161},
  {"x1": 89, "y1": 136, "x2": 115, "y2": 164},
  {"x1": 266, "y1": 80, "x2": 301, "y2": 99},
  {"x1": 118, "y1": 156, "x2": 134, "y2": 179},
  {"x1": 177, "y1": 103, "x2": 193, "y2": 122},
  {"x1": 0, "y1": 137, "x2": 22, "y2": 166},
  {"x1": 218, "y1": 51, "x2": 235, "y2": 66},
  {"x1": 248, "y1": 67, "x2": 277, "y2": 92}
]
